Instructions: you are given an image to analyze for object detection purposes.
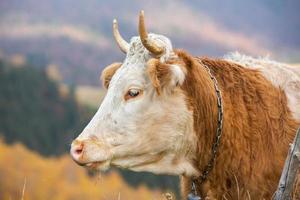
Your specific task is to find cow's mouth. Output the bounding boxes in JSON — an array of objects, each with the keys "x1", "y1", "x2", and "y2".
[{"x1": 82, "y1": 160, "x2": 111, "y2": 171}]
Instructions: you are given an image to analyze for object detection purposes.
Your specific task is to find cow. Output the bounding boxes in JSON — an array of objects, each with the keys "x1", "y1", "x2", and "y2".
[{"x1": 70, "y1": 11, "x2": 300, "y2": 199}]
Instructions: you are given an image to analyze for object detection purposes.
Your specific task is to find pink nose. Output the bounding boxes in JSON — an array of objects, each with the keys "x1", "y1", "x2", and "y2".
[{"x1": 70, "y1": 140, "x2": 85, "y2": 164}]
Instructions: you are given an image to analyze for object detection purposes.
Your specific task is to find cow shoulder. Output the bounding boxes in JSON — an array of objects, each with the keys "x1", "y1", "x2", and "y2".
[{"x1": 224, "y1": 52, "x2": 300, "y2": 121}]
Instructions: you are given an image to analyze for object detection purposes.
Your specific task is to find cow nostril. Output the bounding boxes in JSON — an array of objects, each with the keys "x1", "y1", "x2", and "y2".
[
  {"x1": 71, "y1": 141, "x2": 84, "y2": 157},
  {"x1": 75, "y1": 145, "x2": 83, "y2": 154}
]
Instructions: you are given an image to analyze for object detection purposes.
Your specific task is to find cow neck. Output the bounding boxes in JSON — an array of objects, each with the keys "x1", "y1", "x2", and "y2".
[
  {"x1": 194, "y1": 57, "x2": 224, "y2": 184},
  {"x1": 176, "y1": 51, "x2": 224, "y2": 198}
]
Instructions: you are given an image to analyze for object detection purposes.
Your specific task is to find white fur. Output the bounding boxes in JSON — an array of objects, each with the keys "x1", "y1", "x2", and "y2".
[
  {"x1": 129, "y1": 154, "x2": 199, "y2": 176},
  {"x1": 225, "y1": 52, "x2": 300, "y2": 121},
  {"x1": 170, "y1": 64, "x2": 186, "y2": 86}
]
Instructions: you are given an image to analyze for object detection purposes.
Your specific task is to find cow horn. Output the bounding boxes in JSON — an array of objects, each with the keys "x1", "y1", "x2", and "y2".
[
  {"x1": 113, "y1": 19, "x2": 129, "y2": 53},
  {"x1": 139, "y1": 10, "x2": 164, "y2": 56}
]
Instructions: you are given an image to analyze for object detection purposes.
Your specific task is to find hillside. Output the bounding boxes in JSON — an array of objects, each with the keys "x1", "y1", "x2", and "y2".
[
  {"x1": 0, "y1": 0, "x2": 299, "y2": 86},
  {"x1": 0, "y1": 58, "x2": 180, "y2": 197},
  {"x1": 0, "y1": 140, "x2": 168, "y2": 200},
  {"x1": 75, "y1": 85, "x2": 105, "y2": 109},
  {"x1": 0, "y1": 59, "x2": 91, "y2": 155}
]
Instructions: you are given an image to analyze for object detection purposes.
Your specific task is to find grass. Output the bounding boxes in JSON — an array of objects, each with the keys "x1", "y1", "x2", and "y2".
[{"x1": 21, "y1": 177, "x2": 26, "y2": 200}]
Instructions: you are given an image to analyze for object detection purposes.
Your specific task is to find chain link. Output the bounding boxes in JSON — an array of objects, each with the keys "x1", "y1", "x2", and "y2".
[{"x1": 194, "y1": 57, "x2": 224, "y2": 185}]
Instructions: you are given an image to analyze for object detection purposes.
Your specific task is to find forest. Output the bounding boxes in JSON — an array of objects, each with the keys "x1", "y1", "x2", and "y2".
[{"x1": 0, "y1": 58, "x2": 178, "y2": 199}]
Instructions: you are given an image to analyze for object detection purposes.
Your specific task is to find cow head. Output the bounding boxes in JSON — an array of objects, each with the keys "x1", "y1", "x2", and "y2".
[{"x1": 70, "y1": 11, "x2": 198, "y2": 176}]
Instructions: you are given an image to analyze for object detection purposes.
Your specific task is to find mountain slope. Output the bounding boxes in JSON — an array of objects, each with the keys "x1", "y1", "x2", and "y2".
[{"x1": 0, "y1": 0, "x2": 299, "y2": 86}]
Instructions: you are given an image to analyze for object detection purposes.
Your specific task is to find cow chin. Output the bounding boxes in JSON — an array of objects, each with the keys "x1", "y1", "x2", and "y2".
[
  {"x1": 83, "y1": 160, "x2": 111, "y2": 171},
  {"x1": 110, "y1": 152, "x2": 199, "y2": 176}
]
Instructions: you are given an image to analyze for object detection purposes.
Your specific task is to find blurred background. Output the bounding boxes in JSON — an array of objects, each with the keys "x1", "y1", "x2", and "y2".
[{"x1": 0, "y1": 0, "x2": 299, "y2": 199}]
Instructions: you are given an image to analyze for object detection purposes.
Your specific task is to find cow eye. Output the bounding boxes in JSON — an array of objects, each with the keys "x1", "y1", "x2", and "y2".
[
  {"x1": 128, "y1": 89, "x2": 140, "y2": 97},
  {"x1": 125, "y1": 88, "x2": 142, "y2": 100}
]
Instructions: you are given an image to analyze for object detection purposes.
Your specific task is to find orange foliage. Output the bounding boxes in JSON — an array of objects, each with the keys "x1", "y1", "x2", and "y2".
[{"x1": 0, "y1": 141, "x2": 166, "y2": 200}]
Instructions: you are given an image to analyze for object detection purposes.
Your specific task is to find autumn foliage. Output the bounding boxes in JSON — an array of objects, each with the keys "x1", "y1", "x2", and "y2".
[{"x1": 0, "y1": 140, "x2": 166, "y2": 200}]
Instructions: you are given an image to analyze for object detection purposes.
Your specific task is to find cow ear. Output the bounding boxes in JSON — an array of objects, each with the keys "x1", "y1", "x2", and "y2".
[
  {"x1": 147, "y1": 59, "x2": 186, "y2": 95},
  {"x1": 101, "y1": 62, "x2": 122, "y2": 89}
]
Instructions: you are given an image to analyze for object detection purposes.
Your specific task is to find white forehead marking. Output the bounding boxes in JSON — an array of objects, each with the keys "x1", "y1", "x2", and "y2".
[
  {"x1": 126, "y1": 33, "x2": 175, "y2": 64},
  {"x1": 225, "y1": 52, "x2": 300, "y2": 121},
  {"x1": 108, "y1": 33, "x2": 176, "y2": 89}
]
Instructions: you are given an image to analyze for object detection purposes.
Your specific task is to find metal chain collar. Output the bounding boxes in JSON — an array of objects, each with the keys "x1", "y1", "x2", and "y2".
[{"x1": 188, "y1": 58, "x2": 224, "y2": 199}]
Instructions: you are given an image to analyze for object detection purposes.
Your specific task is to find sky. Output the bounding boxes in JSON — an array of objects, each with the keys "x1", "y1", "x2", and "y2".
[{"x1": 0, "y1": 0, "x2": 299, "y2": 85}]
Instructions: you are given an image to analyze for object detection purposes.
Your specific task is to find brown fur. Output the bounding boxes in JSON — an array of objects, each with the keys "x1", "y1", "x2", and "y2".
[
  {"x1": 154, "y1": 50, "x2": 299, "y2": 199},
  {"x1": 101, "y1": 62, "x2": 122, "y2": 89},
  {"x1": 147, "y1": 58, "x2": 180, "y2": 95}
]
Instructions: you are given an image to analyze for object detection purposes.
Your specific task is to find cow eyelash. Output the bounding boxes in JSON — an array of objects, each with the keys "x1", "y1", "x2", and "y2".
[{"x1": 124, "y1": 88, "x2": 142, "y2": 101}]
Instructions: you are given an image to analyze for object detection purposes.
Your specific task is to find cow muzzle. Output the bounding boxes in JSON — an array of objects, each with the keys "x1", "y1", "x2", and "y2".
[
  {"x1": 70, "y1": 139, "x2": 86, "y2": 165},
  {"x1": 70, "y1": 138, "x2": 112, "y2": 170}
]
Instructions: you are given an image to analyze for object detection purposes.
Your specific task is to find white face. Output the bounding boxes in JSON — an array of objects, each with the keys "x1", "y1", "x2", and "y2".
[{"x1": 71, "y1": 34, "x2": 199, "y2": 176}]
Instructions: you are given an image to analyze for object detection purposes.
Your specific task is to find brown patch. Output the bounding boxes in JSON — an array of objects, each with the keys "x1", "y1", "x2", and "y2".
[
  {"x1": 146, "y1": 58, "x2": 186, "y2": 95},
  {"x1": 169, "y1": 50, "x2": 300, "y2": 199},
  {"x1": 147, "y1": 58, "x2": 172, "y2": 95},
  {"x1": 101, "y1": 62, "x2": 122, "y2": 89}
]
